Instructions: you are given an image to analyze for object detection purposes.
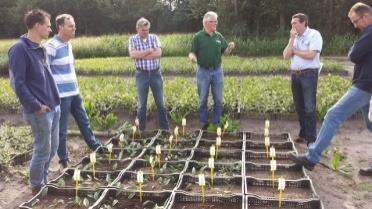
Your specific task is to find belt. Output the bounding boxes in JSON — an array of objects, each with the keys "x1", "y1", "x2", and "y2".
[
  {"x1": 200, "y1": 65, "x2": 220, "y2": 70},
  {"x1": 136, "y1": 67, "x2": 159, "y2": 72},
  {"x1": 291, "y1": 68, "x2": 318, "y2": 75}
]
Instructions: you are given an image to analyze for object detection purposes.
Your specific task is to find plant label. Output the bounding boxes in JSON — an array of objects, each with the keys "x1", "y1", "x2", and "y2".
[
  {"x1": 119, "y1": 134, "x2": 125, "y2": 142},
  {"x1": 265, "y1": 120, "x2": 270, "y2": 128},
  {"x1": 73, "y1": 169, "x2": 81, "y2": 181},
  {"x1": 216, "y1": 136, "x2": 221, "y2": 146},
  {"x1": 265, "y1": 136, "x2": 270, "y2": 147},
  {"x1": 169, "y1": 135, "x2": 173, "y2": 144},
  {"x1": 135, "y1": 117, "x2": 139, "y2": 126},
  {"x1": 270, "y1": 146, "x2": 276, "y2": 158},
  {"x1": 182, "y1": 118, "x2": 186, "y2": 126},
  {"x1": 224, "y1": 121, "x2": 229, "y2": 130},
  {"x1": 90, "y1": 152, "x2": 96, "y2": 163},
  {"x1": 210, "y1": 145, "x2": 216, "y2": 157},
  {"x1": 278, "y1": 177, "x2": 286, "y2": 190},
  {"x1": 264, "y1": 128, "x2": 269, "y2": 137},
  {"x1": 217, "y1": 127, "x2": 222, "y2": 136},
  {"x1": 174, "y1": 126, "x2": 179, "y2": 136},
  {"x1": 107, "y1": 143, "x2": 113, "y2": 153},
  {"x1": 208, "y1": 157, "x2": 214, "y2": 169},
  {"x1": 132, "y1": 125, "x2": 137, "y2": 133},
  {"x1": 270, "y1": 160, "x2": 277, "y2": 171},
  {"x1": 198, "y1": 174, "x2": 205, "y2": 186},
  {"x1": 137, "y1": 170, "x2": 144, "y2": 183},
  {"x1": 156, "y1": 145, "x2": 161, "y2": 154}
]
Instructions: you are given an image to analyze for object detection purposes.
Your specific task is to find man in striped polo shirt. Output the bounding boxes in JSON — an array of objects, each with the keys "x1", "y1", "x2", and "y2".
[
  {"x1": 128, "y1": 17, "x2": 169, "y2": 131},
  {"x1": 45, "y1": 14, "x2": 102, "y2": 169}
]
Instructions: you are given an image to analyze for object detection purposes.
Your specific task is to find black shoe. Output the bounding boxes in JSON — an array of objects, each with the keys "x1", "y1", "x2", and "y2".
[
  {"x1": 359, "y1": 166, "x2": 372, "y2": 176},
  {"x1": 294, "y1": 137, "x2": 306, "y2": 143},
  {"x1": 201, "y1": 123, "x2": 209, "y2": 130},
  {"x1": 289, "y1": 153, "x2": 316, "y2": 171},
  {"x1": 59, "y1": 160, "x2": 68, "y2": 169}
]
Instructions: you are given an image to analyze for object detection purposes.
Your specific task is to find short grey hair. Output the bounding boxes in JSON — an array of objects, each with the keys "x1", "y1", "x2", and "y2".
[
  {"x1": 136, "y1": 17, "x2": 151, "y2": 28},
  {"x1": 203, "y1": 11, "x2": 218, "y2": 27}
]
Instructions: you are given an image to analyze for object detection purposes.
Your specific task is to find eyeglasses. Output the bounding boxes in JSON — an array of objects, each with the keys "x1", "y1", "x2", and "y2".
[
  {"x1": 207, "y1": 20, "x2": 218, "y2": 23},
  {"x1": 351, "y1": 15, "x2": 363, "y2": 25}
]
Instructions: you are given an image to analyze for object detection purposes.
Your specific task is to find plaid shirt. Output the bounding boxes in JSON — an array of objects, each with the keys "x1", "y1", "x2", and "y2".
[{"x1": 128, "y1": 34, "x2": 161, "y2": 71}]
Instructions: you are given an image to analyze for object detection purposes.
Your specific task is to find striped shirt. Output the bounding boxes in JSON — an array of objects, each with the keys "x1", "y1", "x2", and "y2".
[
  {"x1": 128, "y1": 34, "x2": 161, "y2": 71},
  {"x1": 45, "y1": 35, "x2": 79, "y2": 98}
]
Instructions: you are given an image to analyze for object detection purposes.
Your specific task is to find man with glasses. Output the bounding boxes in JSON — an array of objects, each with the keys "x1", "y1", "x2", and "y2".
[
  {"x1": 283, "y1": 13, "x2": 323, "y2": 146},
  {"x1": 188, "y1": 11, "x2": 235, "y2": 130},
  {"x1": 289, "y1": 2, "x2": 372, "y2": 176}
]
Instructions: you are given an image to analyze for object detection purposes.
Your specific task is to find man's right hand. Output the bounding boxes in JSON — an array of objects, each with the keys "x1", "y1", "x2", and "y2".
[
  {"x1": 290, "y1": 28, "x2": 298, "y2": 39},
  {"x1": 188, "y1": 53, "x2": 197, "y2": 63},
  {"x1": 37, "y1": 105, "x2": 50, "y2": 114}
]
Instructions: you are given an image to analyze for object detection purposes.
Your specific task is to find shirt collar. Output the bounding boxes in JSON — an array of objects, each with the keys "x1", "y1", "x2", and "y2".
[
  {"x1": 20, "y1": 34, "x2": 43, "y2": 50},
  {"x1": 299, "y1": 27, "x2": 310, "y2": 37}
]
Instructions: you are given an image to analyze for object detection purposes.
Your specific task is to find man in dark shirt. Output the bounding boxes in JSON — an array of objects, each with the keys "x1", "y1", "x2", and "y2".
[
  {"x1": 188, "y1": 11, "x2": 235, "y2": 130},
  {"x1": 289, "y1": 2, "x2": 372, "y2": 176},
  {"x1": 8, "y1": 9, "x2": 61, "y2": 193}
]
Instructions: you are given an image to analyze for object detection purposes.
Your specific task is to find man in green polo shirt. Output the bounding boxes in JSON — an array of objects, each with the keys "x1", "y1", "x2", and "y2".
[{"x1": 188, "y1": 11, "x2": 235, "y2": 130}]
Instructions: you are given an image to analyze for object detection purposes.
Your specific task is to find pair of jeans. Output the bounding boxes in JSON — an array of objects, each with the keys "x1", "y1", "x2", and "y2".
[
  {"x1": 23, "y1": 105, "x2": 60, "y2": 188},
  {"x1": 135, "y1": 70, "x2": 169, "y2": 130},
  {"x1": 197, "y1": 66, "x2": 224, "y2": 127},
  {"x1": 291, "y1": 70, "x2": 318, "y2": 143},
  {"x1": 58, "y1": 94, "x2": 101, "y2": 162},
  {"x1": 307, "y1": 85, "x2": 372, "y2": 163}
]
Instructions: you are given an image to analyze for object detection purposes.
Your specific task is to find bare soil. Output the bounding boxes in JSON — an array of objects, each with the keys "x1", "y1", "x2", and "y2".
[{"x1": 1, "y1": 115, "x2": 372, "y2": 209}]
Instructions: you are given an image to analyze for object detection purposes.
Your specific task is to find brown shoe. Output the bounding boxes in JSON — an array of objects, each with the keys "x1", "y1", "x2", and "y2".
[{"x1": 294, "y1": 137, "x2": 307, "y2": 143}]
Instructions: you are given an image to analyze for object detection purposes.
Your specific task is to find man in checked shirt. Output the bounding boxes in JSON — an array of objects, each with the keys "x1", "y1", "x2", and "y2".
[{"x1": 128, "y1": 17, "x2": 169, "y2": 131}]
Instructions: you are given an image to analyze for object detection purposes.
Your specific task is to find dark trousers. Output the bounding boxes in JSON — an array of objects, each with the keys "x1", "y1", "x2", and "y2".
[{"x1": 291, "y1": 70, "x2": 318, "y2": 143}]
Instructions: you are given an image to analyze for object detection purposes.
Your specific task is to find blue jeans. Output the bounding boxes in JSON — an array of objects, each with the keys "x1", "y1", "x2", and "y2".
[
  {"x1": 23, "y1": 105, "x2": 60, "y2": 188},
  {"x1": 306, "y1": 85, "x2": 372, "y2": 163},
  {"x1": 291, "y1": 70, "x2": 318, "y2": 143},
  {"x1": 197, "y1": 66, "x2": 224, "y2": 126},
  {"x1": 135, "y1": 70, "x2": 169, "y2": 130},
  {"x1": 58, "y1": 94, "x2": 101, "y2": 162}
]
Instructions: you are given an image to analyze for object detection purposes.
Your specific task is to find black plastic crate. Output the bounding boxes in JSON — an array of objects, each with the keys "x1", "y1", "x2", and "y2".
[
  {"x1": 245, "y1": 162, "x2": 306, "y2": 180},
  {"x1": 185, "y1": 160, "x2": 242, "y2": 177},
  {"x1": 246, "y1": 141, "x2": 295, "y2": 152},
  {"x1": 48, "y1": 169, "x2": 121, "y2": 189},
  {"x1": 192, "y1": 149, "x2": 243, "y2": 164},
  {"x1": 75, "y1": 156, "x2": 132, "y2": 172},
  {"x1": 92, "y1": 188, "x2": 172, "y2": 209},
  {"x1": 107, "y1": 130, "x2": 159, "y2": 149},
  {"x1": 197, "y1": 138, "x2": 243, "y2": 150},
  {"x1": 170, "y1": 191, "x2": 244, "y2": 209},
  {"x1": 201, "y1": 131, "x2": 244, "y2": 141},
  {"x1": 245, "y1": 150, "x2": 294, "y2": 165},
  {"x1": 140, "y1": 148, "x2": 193, "y2": 162},
  {"x1": 246, "y1": 195, "x2": 323, "y2": 209},
  {"x1": 19, "y1": 185, "x2": 105, "y2": 209},
  {"x1": 177, "y1": 174, "x2": 243, "y2": 195},
  {"x1": 245, "y1": 177, "x2": 318, "y2": 200},
  {"x1": 246, "y1": 132, "x2": 290, "y2": 143},
  {"x1": 151, "y1": 130, "x2": 201, "y2": 149},
  {"x1": 126, "y1": 159, "x2": 187, "y2": 174},
  {"x1": 113, "y1": 171, "x2": 180, "y2": 192}
]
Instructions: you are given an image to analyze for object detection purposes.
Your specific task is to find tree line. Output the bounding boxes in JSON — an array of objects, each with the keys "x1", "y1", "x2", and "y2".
[{"x1": 0, "y1": 0, "x2": 371, "y2": 39}]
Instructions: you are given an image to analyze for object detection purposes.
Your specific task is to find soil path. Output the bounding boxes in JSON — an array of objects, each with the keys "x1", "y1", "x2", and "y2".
[{"x1": 1, "y1": 116, "x2": 372, "y2": 209}]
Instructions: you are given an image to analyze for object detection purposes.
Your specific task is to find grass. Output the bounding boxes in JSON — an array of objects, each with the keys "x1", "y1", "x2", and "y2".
[
  {"x1": 72, "y1": 56, "x2": 344, "y2": 76},
  {"x1": 0, "y1": 33, "x2": 358, "y2": 59},
  {"x1": 0, "y1": 75, "x2": 349, "y2": 119}
]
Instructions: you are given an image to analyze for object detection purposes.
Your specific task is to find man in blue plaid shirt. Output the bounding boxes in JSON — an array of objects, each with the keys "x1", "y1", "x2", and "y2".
[{"x1": 128, "y1": 17, "x2": 169, "y2": 131}]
